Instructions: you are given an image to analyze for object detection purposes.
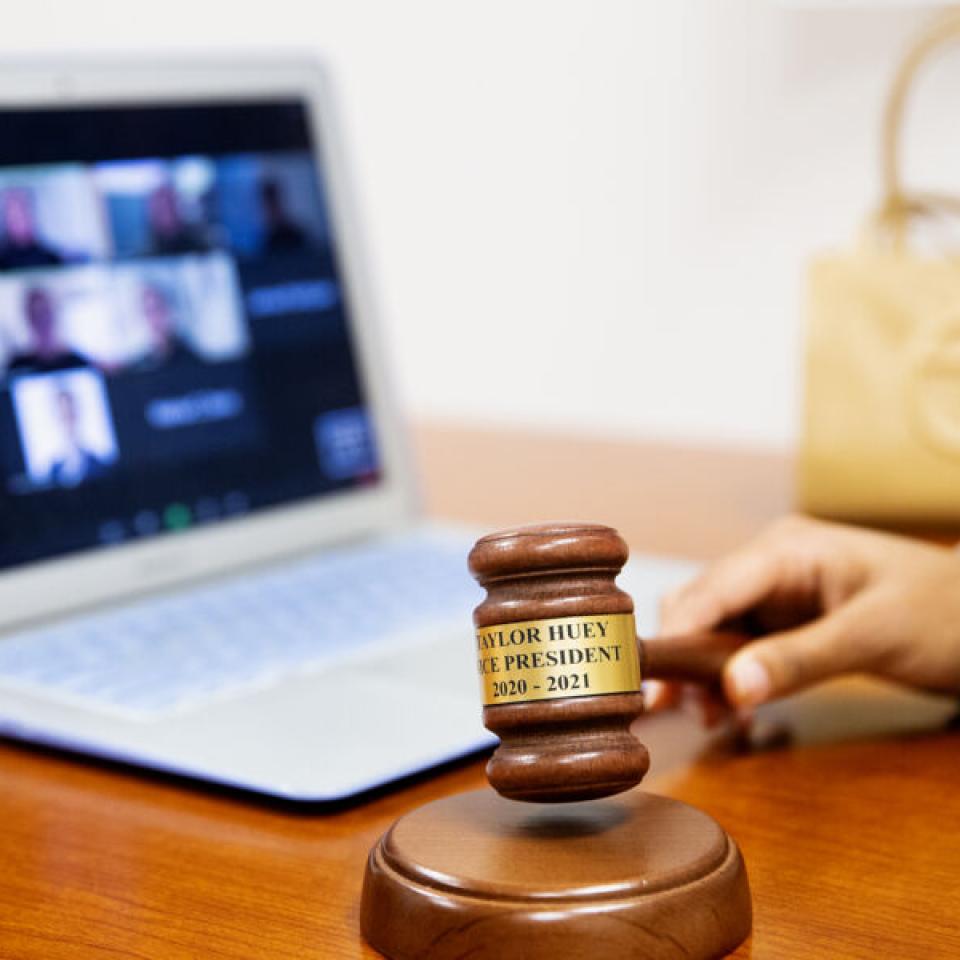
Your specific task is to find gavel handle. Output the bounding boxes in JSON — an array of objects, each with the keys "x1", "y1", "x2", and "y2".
[{"x1": 637, "y1": 631, "x2": 747, "y2": 687}]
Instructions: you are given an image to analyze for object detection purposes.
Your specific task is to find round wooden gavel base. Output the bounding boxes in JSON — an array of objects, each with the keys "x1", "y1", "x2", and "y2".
[{"x1": 361, "y1": 788, "x2": 751, "y2": 960}]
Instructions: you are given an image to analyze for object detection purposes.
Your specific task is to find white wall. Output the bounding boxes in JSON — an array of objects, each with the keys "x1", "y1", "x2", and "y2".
[{"x1": 3, "y1": 1, "x2": 959, "y2": 448}]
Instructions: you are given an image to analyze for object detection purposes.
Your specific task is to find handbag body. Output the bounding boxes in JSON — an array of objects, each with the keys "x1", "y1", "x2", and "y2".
[{"x1": 799, "y1": 13, "x2": 960, "y2": 523}]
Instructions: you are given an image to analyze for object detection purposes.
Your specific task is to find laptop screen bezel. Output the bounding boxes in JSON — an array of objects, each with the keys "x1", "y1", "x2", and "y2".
[{"x1": 0, "y1": 56, "x2": 420, "y2": 632}]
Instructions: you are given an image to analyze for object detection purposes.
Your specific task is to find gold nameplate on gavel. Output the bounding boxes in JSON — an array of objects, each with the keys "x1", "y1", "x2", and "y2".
[{"x1": 477, "y1": 612, "x2": 642, "y2": 706}]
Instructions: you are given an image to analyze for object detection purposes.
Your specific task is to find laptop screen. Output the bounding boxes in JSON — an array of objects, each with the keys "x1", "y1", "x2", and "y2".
[{"x1": 0, "y1": 99, "x2": 381, "y2": 571}]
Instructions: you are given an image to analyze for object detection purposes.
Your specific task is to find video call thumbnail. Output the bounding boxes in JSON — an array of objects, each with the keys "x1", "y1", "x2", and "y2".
[
  {"x1": 95, "y1": 157, "x2": 216, "y2": 259},
  {"x1": 0, "y1": 166, "x2": 110, "y2": 269},
  {"x1": 111, "y1": 255, "x2": 249, "y2": 369},
  {"x1": 212, "y1": 154, "x2": 329, "y2": 259},
  {"x1": 12, "y1": 367, "x2": 118, "y2": 489}
]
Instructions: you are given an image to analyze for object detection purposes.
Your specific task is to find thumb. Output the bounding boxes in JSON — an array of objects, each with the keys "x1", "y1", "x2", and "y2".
[{"x1": 722, "y1": 608, "x2": 867, "y2": 707}]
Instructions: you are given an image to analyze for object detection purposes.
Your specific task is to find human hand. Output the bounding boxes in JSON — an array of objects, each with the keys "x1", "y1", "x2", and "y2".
[{"x1": 647, "y1": 516, "x2": 960, "y2": 720}]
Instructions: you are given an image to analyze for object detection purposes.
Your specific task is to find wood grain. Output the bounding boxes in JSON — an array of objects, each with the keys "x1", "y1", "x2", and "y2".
[{"x1": 0, "y1": 424, "x2": 957, "y2": 959}]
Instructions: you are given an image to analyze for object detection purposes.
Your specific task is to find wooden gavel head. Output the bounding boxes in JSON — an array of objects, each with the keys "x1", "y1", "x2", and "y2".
[{"x1": 469, "y1": 522, "x2": 648, "y2": 803}]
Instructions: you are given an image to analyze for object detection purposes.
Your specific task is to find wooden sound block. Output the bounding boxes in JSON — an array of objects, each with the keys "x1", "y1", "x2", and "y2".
[{"x1": 361, "y1": 788, "x2": 751, "y2": 960}]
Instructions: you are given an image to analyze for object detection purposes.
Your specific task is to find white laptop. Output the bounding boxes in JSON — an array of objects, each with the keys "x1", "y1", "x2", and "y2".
[{"x1": 0, "y1": 57, "x2": 694, "y2": 801}]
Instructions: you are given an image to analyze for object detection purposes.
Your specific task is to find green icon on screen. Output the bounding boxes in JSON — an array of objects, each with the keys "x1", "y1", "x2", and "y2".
[{"x1": 164, "y1": 503, "x2": 192, "y2": 531}]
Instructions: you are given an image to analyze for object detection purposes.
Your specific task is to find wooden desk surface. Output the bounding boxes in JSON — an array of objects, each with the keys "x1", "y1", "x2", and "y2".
[{"x1": 2, "y1": 425, "x2": 958, "y2": 959}]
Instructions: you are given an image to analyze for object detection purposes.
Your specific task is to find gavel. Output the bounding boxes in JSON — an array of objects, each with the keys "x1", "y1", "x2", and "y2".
[
  {"x1": 361, "y1": 521, "x2": 754, "y2": 960},
  {"x1": 469, "y1": 521, "x2": 744, "y2": 802}
]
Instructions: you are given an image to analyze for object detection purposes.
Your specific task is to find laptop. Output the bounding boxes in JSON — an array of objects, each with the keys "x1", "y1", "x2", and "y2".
[{"x1": 0, "y1": 57, "x2": 694, "y2": 801}]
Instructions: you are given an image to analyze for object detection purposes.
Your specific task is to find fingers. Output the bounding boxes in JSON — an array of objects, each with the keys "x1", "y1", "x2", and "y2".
[
  {"x1": 659, "y1": 515, "x2": 847, "y2": 636},
  {"x1": 660, "y1": 538, "x2": 788, "y2": 635},
  {"x1": 723, "y1": 602, "x2": 870, "y2": 706},
  {"x1": 657, "y1": 516, "x2": 889, "y2": 710}
]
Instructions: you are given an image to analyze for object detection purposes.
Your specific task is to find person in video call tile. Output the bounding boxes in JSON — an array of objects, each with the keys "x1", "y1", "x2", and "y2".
[
  {"x1": 0, "y1": 188, "x2": 65, "y2": 270},
  {"x1": 261, "y1": 178, "x2": 307, "y2": 253},
  {"x1": 48, "y1": 385, "x2": 110, "y2": 488},
  {"x1": 132, "y1": 282, "x2": 192, "y2": 370},
  {"x1": 148, "y1": 183, "x2": 208, "y2": 256},
  {"x1": 7, "y1": 288, "x2": 89, "y2": 375}
]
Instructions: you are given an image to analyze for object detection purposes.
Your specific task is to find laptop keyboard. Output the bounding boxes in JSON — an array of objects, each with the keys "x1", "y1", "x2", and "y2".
[{"x1": 0, "y1": 531, "x2": 481, "y2": 719}]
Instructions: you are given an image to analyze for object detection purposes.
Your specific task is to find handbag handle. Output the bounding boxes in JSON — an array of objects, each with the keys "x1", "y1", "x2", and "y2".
[{"x1": 880, "y1": 11, "x2": 960, "y2": 232}]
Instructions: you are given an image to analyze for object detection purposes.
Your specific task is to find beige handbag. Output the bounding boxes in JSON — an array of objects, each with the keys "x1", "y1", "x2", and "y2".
[{"x1": 799, "y1": 13, "x2": 960, "y2": 524}]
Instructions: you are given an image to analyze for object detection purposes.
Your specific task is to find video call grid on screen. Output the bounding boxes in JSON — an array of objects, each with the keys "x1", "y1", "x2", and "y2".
[{"x1": 0, "y1": 101, "x2": 380, "y2": 570}]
